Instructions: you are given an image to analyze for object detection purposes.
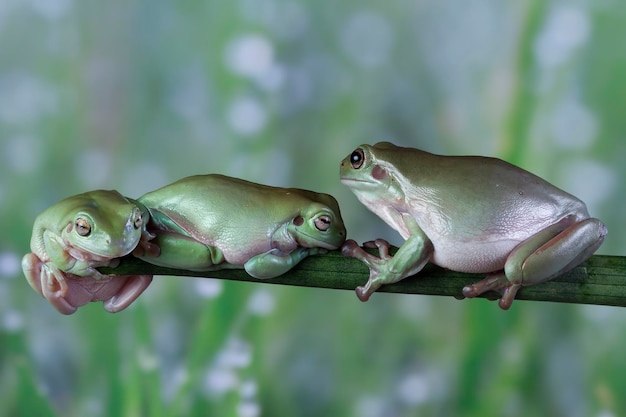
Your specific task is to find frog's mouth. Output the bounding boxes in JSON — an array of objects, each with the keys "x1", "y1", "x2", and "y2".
[
  {"x1": 340, "y1": 176, "x2": 378, "y2": 187},
  {"x1": 296, "y1": 232, "x2": 344, "y2": 250},
  {"x1": 65, "y1": 237, "x2": 139, "y2": 261}
]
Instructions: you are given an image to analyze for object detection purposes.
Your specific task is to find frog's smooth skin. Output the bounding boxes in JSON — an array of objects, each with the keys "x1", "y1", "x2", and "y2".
[
  {"x1": 136, "y1": 174, "x2": 346, "y2": 278},
  {"x1": 22, "y1": 190, "x2": 156, "y2": 314},
  {"x1": 340, "y1": 142, "x2": 607, "y2": 309}
]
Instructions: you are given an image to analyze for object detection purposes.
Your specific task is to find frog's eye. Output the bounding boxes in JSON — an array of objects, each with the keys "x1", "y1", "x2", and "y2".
[
  {"x1": 350, "y1": 148, "x2": 365, "y2": 169},
  {"x1": 132, "y1": 209, "x2": 143, "y2": 229},
  {"x1": 75, "y1": 217, "x2": 92, "y2": 237},
  {"x1": 314, "y1": 215, "x2": 331, "y2": 231}
]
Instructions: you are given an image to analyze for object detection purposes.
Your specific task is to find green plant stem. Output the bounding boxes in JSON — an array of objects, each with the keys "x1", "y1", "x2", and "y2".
[{"x1": 100, "y1": 250, "x2": 625, "y2": 308}]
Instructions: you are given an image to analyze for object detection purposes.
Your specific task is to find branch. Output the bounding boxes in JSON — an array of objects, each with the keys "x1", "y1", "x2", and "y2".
[{"x1": 100, "y1": 249, "x2": 626, "y2": 308}]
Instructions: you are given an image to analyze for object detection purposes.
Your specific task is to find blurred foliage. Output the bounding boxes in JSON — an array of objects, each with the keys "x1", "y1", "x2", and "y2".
[{"x1": 1, "y1": 0, "x2": 625, "y2": 416}]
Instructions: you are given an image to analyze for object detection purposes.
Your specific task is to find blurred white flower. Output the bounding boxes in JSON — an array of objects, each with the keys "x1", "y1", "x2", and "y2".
[
  {"x1": 0, "y1": 251, "x2": 21, "y2": 279},
  {"x1": 247, "y1": 288, "x2": 275, "y2": 316},
  {"x1": 226, "y1": 34, "x2": 273, "y2": 78},
  {"x1": 217, "y1": 337, "x2": 253, "y2": 369},
  {"x1": 396, "y1": 372, "x2": 431, "y2": 406},
  {"x1": 535, "y1": 6, "x2": 590, "y2": 68},
  {"x1": 237, "y1": 400, "x2": 260, "y2": 417},
  {"x1": 204, "y1": 367, "x2": 239, "y2": 397},
  {"x1": 194, "y1": 278, "x2": 223, "y2": 299},
  {"x1": 227, "y1": 95, "x2": 268, "y2": 136},
  {"x1": 3, "y1": 310, "x2": 24, "y2": 333}
]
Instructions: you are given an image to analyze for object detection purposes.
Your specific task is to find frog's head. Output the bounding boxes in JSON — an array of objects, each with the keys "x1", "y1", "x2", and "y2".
[
  {"x1": 289, "y1": 193, "x2": 347, "y2": 250},
  {"x1": 61, "y1": 190, "x2": 147, "y2": 260},
  {"x1": 339, "y1": 142, "x2": 400, "y2": 193}
]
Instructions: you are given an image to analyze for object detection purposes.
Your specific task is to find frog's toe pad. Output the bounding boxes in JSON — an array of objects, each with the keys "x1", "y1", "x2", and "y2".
[
  {"x1": 341, "y1": 239, "x2": 365, "y2": 257},
  {"x1": 355, "y1": 286, "x2": 372, "y2": 302},
  {"x1": 462, "y1": 285, "x2": 480, "y2": 298}
]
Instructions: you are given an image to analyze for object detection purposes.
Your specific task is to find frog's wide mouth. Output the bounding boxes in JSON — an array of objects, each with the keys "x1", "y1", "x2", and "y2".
[
  {"x1": 296, "y1": 231, "x2": 345, "y2": 250},
  {"x1": 340, "y1": 176, "x2": 374, "y2": 184},
  {"x1": 66, "y1": 236, "x2": 141, "y2": 261},
  {"x1": 340, "y1": 176, "x2": 380, "y2": 189}
]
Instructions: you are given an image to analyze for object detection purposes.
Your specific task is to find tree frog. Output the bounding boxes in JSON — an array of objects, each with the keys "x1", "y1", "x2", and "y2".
[
  {"x1": 22, "y1": 190, "x2": 156, "y2": 314},
  {"x1": 136, "y1": 174, "x2": 346, "y2": 278},
  {"x1": 340, "y1": 142, "x2": 607, "y2": 309}
]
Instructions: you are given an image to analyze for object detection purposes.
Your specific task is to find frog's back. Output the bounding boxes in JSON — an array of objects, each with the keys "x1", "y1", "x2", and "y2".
[
  {"x1": 383, "y1": 146, "x2": 590, "y2": 272},
  {"x1": 382, "y1": 146, "x2": 588, "y2": 224},
  {"x1": 138, "y1": 174, "x2": 317, "y2": 255},
  {"x1": 139, "y1": 174, "x2": 315, "y2": 219}
]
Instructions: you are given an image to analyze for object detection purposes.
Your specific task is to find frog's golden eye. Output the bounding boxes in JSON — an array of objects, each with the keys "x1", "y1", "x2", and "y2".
[
  {"x1": 350, "y1": 148, "x2": 365, "y2": 169},
  {"x1": 314, "y1": 215, "x2": 331, "y2": 232},
  {"x1": 132, "y1": 209, "x2": 143, "y2": 229},
  {"x1": 75, "y1": 217, "x2": 91, "y2": 236}
]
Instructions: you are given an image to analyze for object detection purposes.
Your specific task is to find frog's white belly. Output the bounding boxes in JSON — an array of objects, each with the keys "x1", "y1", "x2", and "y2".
[{"x1": 429, "y1": 238, "x2": 519, "y2": 273}]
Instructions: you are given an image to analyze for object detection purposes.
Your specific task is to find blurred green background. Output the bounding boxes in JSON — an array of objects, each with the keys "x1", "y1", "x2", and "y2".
[{"x1": 1, "y1": 0, "x2": 625, "y2": 416}]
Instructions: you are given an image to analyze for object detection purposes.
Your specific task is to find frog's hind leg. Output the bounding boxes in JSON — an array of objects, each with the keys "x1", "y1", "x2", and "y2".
[
  {"x1": 505, "y1": 217, "x2": 607, "y2": 287},
  {"x1": 463, "y1": 216, "x2": 607, "y2": 310}
]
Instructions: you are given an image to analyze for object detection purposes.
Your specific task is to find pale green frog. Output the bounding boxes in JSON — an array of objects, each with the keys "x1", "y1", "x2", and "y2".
[
  {"x1": 136, "y1": 174, "x2": 346, "y2": 278},
  {"x1": 340, "y1": 142, "x2": 607, "y2": 309},
  {"x1": 22, "y1": 190, "x2": 156, "y2": 314}
]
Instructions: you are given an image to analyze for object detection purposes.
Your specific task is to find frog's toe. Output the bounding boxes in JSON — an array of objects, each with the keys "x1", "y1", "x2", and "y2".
[
  {"x1": 355, "y1": 285, "x2": 372, "y2": 302},
  {"x1": 463, "y1": 273, "x2": 521, "y2": 309},
  {"x1": 47, "y1": 295, "x2": 78, "y2": 315},
  {"x1": 103, "y1": 275, "x2": 153, "y2": 313},
  {"x1": 363, "y1": 239, "x2": 392, "y2": 259},
  {"x1": 341, "y1": 239, "x2": 362, "y2": 257},
  {"x1": 498, "y1": 284, "x2": 521, "y2": 310},
  {"x1": 462, "y1": 273, "x2": 509, "y2": 299}
]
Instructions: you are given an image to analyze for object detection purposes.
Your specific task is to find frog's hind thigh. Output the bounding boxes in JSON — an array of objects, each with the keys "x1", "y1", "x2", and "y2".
[{"x1": 505, "y1": 217, "x2": 607, "y2": 286}]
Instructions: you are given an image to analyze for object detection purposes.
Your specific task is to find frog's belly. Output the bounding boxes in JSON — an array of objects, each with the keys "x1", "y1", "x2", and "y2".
[
  {"x1": 430, "y1": 239, "x2": 520, "y2": 273},
  {"x1": 216, "y1": 241, "x2": 273, "y2": 265}
]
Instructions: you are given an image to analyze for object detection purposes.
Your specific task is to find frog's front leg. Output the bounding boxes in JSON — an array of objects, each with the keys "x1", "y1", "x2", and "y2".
[
  {"x1": 463, "y1": 215, "x2": 607, "y2": 310},
  {"x1": 22, "y1": 252, "x2": 77, "y2": 314},
  {"x1": 244, "y1": 247, "x2": 326, "y2": 279},
  {"x1": 43, "y1": 230, "x2": 112, "y2": 280},
  {"x1": 342, "y1": 220, "x2": 434, "y2": 301}
]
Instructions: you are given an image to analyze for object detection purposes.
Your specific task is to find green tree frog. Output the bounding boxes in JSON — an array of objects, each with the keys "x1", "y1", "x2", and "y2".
[
  {"x1": 340, "y1": 142, "x2": 607, "y2": 309},
  {"x1": 136, "y1": 174, "x2": 346, "y2": 278},
  {"x1": 22, "y1": 190, "x2": 156, "y2": 314}
]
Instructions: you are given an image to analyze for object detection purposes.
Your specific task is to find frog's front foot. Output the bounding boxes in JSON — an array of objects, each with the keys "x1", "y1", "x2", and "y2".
[
  {"x1": 132, "y1": 238, "x2": 160, "y2": 258},
  {"x1": 342, "y1": 239, "x2": 393, "y2": 301},
  {"x1": 22, "y1": 253, "x2": 78, "y2": 313},
  {"x1": 462, "y1": 273, "x2": 519, "y2": 310}
]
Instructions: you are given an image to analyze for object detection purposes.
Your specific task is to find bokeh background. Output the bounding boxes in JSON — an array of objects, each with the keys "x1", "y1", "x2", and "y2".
[{"x1": 1, "y1": 0, "x2": 625, "y2": 416}]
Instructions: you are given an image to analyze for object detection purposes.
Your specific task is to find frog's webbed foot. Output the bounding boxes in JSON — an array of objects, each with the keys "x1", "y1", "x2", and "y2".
[
  {"x1": 22, "y1": 253, "x2": 79, "y2": 314},
  {"x1": 102, "y1": 275, "x2": 153, "y2": 313},
  {"x1": 462, "y1": 273, "x2": 520, "y2": 310},
  {"x1": 132, "y1": 238, "x2": 161, "y2": 258},
  {"x1": 342, "y1": 239, "x2": 393, "y2": 302}
]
